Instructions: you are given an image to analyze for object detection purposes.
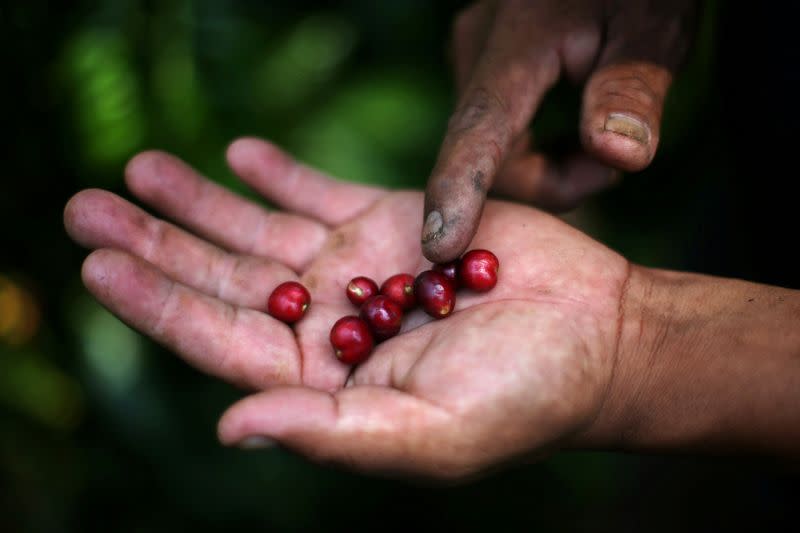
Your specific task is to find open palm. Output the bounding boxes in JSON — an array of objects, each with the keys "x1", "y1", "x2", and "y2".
[{"x1": 65, "y1": 138, "x2": 630, "y2": 479}]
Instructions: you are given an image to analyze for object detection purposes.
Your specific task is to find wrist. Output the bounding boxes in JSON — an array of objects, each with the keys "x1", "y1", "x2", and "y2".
[
  {"x1": 576, "y1": 265, "x2": 800, "y2": 455},
  {"x1": 573, "y1": 263, "x2": 659, "y2": 449}
]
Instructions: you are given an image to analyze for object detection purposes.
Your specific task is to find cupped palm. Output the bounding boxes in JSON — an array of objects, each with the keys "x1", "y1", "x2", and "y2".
[{"x1": 64, "y1": 138, "x2": 629, "y2": 479}]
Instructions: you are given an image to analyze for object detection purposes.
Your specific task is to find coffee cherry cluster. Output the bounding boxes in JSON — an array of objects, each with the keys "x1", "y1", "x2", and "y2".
[{"x1": 265, "y1": 249, "x2": 500, "y2": 366}]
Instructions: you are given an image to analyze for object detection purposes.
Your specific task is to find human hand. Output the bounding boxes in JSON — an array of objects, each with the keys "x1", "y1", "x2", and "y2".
[
  {"x1": 64, "y1": 138, "x2": 630, "y2": 479},
  {"x1": 422, "y1": 0, "x2": 696, "y2": 262}
]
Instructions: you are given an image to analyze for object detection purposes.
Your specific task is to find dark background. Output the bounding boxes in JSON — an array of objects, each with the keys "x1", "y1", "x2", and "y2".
[{"x1": 2, "y1": 1, "x2": 797, "y2": 531}]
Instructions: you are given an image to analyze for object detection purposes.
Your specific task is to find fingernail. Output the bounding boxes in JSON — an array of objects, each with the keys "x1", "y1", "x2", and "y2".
[
  {"x1": 421, "y1": 210, "x2": 443, "y2": 243},
  {"x1": 237, "y1": 436, "x2": 276, "y2": 450},
  {"x1": 604, "y1": 113, "x2": 649, "y2": 145}
]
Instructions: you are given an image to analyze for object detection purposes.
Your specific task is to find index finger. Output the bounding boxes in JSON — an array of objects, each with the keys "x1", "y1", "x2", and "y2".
[{"x1": 422, "y1": 4, "x2": 563, "y2": 263}]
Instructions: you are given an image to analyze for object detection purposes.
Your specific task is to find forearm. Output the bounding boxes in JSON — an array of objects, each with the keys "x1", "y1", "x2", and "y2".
[{"x1": 583, "y1": 265, "x2": 800, "y2": 455}]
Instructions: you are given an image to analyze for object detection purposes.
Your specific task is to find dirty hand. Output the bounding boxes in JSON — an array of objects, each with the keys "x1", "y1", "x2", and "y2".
[{"x1": 422, "y1": 0, "x2": 696, "y2": 262}]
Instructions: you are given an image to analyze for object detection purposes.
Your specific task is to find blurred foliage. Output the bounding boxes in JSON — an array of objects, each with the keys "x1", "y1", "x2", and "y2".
[
  {"x1": 1, "y1": 1, "x2": 797, "y2": 532},
  {"x1": 62, "y1": 28, "x2": 146, "y2": 171}
]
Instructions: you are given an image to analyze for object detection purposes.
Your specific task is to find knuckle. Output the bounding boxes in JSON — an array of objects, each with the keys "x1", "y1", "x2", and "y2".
[
  {"x1": 212, "y1": 252, "x2": 239, "y2": 301},
  {"x1": 151, "y1": 280, "x2": 178, "y2": 338},
  {"x1": 143, "y1": 218, "x2": 166, "y2": 263},
  {"x1": 217, "y1": 305, "x2": 243, "y2": 382}
]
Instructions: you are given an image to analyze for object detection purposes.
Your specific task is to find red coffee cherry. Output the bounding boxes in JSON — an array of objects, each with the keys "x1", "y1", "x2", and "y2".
[
  {"x1": 458, "y1": 250, "x2": 499, "y2": 292},
  {"x1": 433, "y1": 260, "x2": 460, "y2": 288},
  {"x1": 360, "y1": 295, "x2": 403, "y2": 341},
  {"x1": 330, "y1": 316, "x2": 374, "y2": 365},
  {"x1": 346, "y1": 276, "x2": 379, "y2": 306},
  {"x1": 379, "y1": 273, "x2": 416, "y2": 310},
  {"x1": 413, "y1": 270, "x2": 456, "y2": 319},
  {"x1": 267, "y1": 281, "x2": 311, "y2": 324}
]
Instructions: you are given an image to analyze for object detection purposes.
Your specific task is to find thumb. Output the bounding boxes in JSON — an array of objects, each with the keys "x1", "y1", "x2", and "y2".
[
  {"x1": 579, "y1": 3, "x2": 695, "y2": 171},
  {"x1": 218, "y1": 386, "x2": 469, "y2": 479},
  {"x1": 580, "y1": 61, "x2": 672, "y2": 171}
]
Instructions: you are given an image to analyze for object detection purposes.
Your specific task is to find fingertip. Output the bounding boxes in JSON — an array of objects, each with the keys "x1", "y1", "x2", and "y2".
[
  {"x1": 64, "y1": 189, "x2": 114, "y2": 245},
  {"x1": 216, "y1": 404, "x2": 243, "y2": 447},
  {"x1": 226, "y1": 137, "x2": 290, "y2": 177},
  {"x1": 421, "y1": 216, "x2": 472, "y2": 263},
  {"x1": 63, "y1": 189, "x2": 91, "y2": 239},
  {"x1": 124, "y1": 150, "x2": 171, "y2": 194},
  {"x1": 216, "y1": 392, "x2": 270, "y2": 446},
  {"x1": 216, "y1": 403, "x2": 273, "y2": 448},
  {"x1": 420, "y1": 198, "x2": 483, "y2": 263},
  {"x1": 562, "y1": 26, "x2": 602, "y2": 82},
  {"x1": 422, "y1": 177, "x2": 486, "y2": 263},
  {"x1": 224, "y1": 136, "x2": 257, "y2": 166},
  {"x1": 217, "y1": 388, "x2": 337, "y2": 449},
  {"x1": 421, "y1": 239, "x2": 468, "y2": 264},
  {"x1": 81, "y1": 249, "x2": 153, "y2": 305},
  {"x1": 80, "y1": 248, "x2": 115, "y2": 289}
]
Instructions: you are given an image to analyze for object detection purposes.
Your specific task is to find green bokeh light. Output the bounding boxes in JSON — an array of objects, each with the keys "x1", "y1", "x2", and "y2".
[
  {"x1": 63, "y1": 28, "x2": 145, "y2": 175},
  {"x1": 254, "y1": 13, "x2": 357, "y2": 110},
  {"x1": 73, "y1": 294, "x2": 145, "y2": 395}
]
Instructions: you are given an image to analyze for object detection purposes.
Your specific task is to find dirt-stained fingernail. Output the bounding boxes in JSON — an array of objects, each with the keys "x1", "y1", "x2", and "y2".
[
  {"x1": 237, "y1": 436, "x2": 276, "y2": 450},
  {"x1": 604, "y1": 113, "x2": 650, "y2": 145},
  {"x1": 421, "y1": 210, "x2": 443, "y2": 244}
]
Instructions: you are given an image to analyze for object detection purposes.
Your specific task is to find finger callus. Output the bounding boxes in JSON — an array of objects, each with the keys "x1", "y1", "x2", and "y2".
[{"x1": 423, "y1": 5, "x2": 561, "y2": 263}]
